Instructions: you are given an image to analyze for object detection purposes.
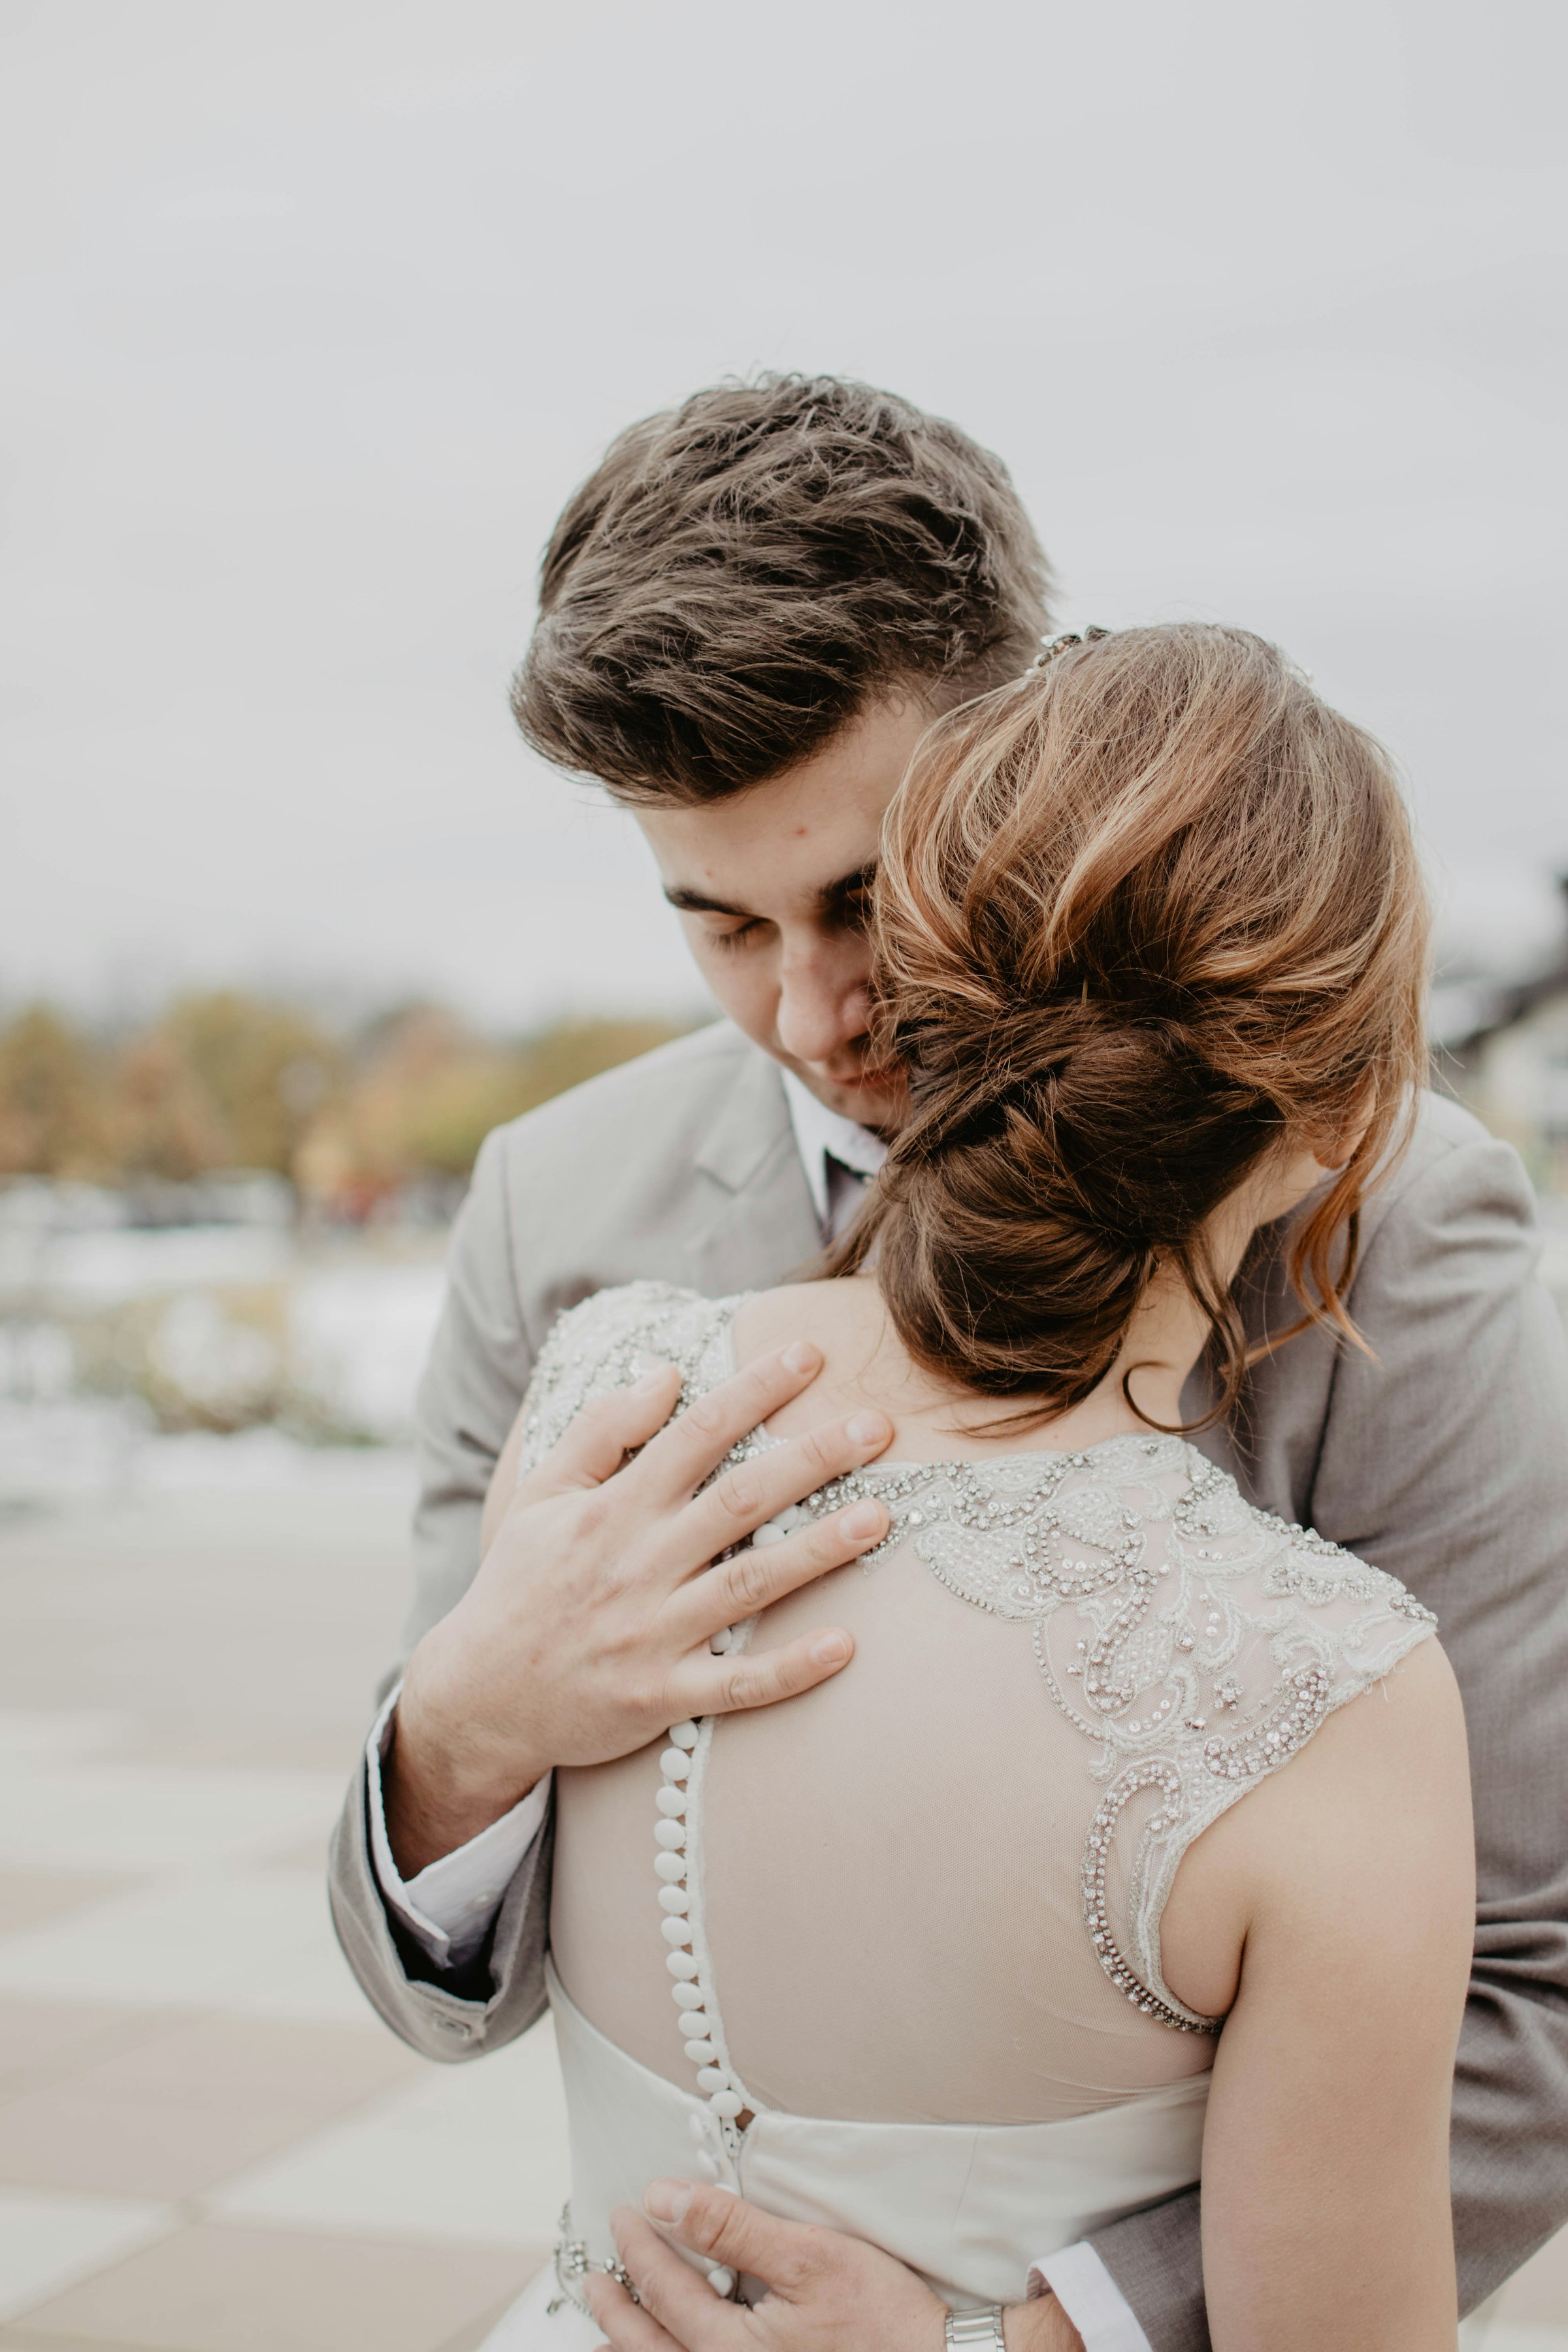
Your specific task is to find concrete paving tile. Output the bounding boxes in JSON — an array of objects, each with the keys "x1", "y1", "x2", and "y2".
[
  {"x1": 0, "y1": 1750, "x2": 343, "y2": 1876},
  {"x1": 0, "y1": 2017, "x2": 421, "y2": 2198},
  {"x1": 0, "y1": 2188, "x2": 176, "y2": 2325},
  {"x1": 0, "y1": 2336, "x2": 189, "y2": 2349},
  {"x1": 65, "y1": 2015, "x2": 422, "y2": 2112},
  {"x1": 0, "y1": 1715, "x2": 129, "y2": 1767},
  {"x1": 253, "y1": 1833, "x2": 333, "y2": 1874},
  {"x1": 0, "y1": 1869, "x2": 374, "y2": 2025},
  {"x1": 9, "y1": 2223, "x2": 545, "y2": 2352},
  {"x1": 0, "y1": 2086, "x2": 325, "y2": 2202},
  {"x1": 207, "y1": 2019, "x2": 570, "y2": 2247},
  {"x1": 0, "y1": 1494, "x2": 409, "y2": 1738},
  {"x1": 0, "y1": 2334, "x2": 189, "y2": 2349},
  {"x1": 107, "y1": 1720, "x2": 365, "y2": 1777},
  {"x1": 0, "y1": 1872, "x2": 141, "y2": 1938},
  {"x1": 0, "y1": 2001, "x2": 180, "y2": 2098}
]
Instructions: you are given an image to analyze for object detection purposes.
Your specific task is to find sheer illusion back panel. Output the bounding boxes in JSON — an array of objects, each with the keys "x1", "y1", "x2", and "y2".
[
  {"x1": 533, "y1": 1282, "x2": 1435, "y2": 2131},
  {"x1": 553, "y1": 1534, "x2": 1211, "y2": 2126}
]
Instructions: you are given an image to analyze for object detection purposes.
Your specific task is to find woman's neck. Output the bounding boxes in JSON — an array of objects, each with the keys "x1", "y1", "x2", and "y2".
[
  {"x1": 871, "y1": 1265, "x2": 1211, "y2": 1456},
  {"x1": 747, "y1": 1272, "x2": 1212, "y2": 1463}
]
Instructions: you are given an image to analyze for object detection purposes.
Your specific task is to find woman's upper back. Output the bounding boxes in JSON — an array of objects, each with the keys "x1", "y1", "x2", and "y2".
[{"x1": 527, "y1": 1279, "x2": 1438, "y2": 2130}]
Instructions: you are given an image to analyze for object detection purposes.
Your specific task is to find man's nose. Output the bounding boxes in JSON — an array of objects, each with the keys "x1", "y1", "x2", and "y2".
[{"x1": 775, "y1": 944, "x2": 870, "y2": 1067}]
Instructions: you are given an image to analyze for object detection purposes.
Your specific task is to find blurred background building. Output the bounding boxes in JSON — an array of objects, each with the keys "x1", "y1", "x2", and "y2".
[{"x1": 1, "y1": 1, "x2": 1564, "y2": 2344}]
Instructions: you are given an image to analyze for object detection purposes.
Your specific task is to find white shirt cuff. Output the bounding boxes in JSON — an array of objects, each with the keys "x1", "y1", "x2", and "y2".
[
  {"x1": 365, "y1": 1684, "x2": 552, "y2": 1973},
  {"x1": 1028, "y1": 2242, "x2": 1154, "y2": 2352}
]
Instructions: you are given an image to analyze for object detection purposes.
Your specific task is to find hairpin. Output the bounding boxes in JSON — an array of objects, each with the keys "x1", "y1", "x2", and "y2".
[{"x1": 1029, "y1": 625, "x2": 1111, "y2": 672}]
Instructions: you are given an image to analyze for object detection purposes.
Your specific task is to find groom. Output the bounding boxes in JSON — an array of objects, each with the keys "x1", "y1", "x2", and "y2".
[{"x1": 330, "y1": 375, "x2": 1568, "y2": 2350}]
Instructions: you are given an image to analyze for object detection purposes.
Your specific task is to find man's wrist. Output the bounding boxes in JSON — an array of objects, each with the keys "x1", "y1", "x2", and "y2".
[
  {"x1": 383, "y1": 1687, "x2": 547, "y2": 1878},
  {"x1": 1004, "y1": 2295, "x2": 1083, "y2": 2352}
]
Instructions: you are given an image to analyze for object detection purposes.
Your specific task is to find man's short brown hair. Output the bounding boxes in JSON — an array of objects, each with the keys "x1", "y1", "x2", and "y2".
[{"x1": 512, "y1": 374, "x2": 1053, "y2": 803}]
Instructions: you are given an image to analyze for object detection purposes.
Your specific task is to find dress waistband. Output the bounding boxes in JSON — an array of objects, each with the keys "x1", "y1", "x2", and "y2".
[{"x1": 546, "y1": 1959, "x2": 1209, "y2": 2311}]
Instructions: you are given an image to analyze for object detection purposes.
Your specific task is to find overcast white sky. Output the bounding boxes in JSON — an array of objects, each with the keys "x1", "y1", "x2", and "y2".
[{"x1": 2, "y1": 0, "x2": 1565, "y2": 1029}]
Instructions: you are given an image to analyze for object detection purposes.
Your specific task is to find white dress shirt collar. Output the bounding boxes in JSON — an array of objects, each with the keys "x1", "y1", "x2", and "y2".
[{"x1": 780, "y1": 1068, "x2": 889, "y2": 1232}]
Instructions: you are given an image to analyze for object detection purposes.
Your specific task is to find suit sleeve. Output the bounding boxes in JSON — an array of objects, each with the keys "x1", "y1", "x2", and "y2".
[
  {"x1": 400, "y1": 1128, "x2": 542, "y2": 1671},
  {"x1": 327, "y1": 1722, "x2": 555, "y2": 2064},
  {"x1": 1088, "y1": 1126, "x2": 1568, "y2": 2344},
  {"x1": 328, "y1": 1127, "x2": 556, "y2": 2057}
]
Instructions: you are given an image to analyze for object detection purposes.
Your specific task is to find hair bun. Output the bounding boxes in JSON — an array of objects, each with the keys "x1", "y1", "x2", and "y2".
[{"x1": 830, "y1": 622, "x2": 1429, "y2": 1429}]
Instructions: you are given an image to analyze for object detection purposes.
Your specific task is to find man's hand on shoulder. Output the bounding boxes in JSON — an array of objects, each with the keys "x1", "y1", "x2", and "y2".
[{"x1": 384, "y1": 1345, "x2": 894, "y2": 1877}]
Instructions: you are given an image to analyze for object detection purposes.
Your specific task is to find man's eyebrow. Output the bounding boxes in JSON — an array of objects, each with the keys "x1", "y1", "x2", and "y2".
[
  {"x1": 662, "y1": 885, "x2": 755, "y2": 917},
  {"x1": 662, "y1": 861, "x2": 877, "y2": 922},
  {"x1": 817, "y1": 860, "x2": 878, "y2": 916}
]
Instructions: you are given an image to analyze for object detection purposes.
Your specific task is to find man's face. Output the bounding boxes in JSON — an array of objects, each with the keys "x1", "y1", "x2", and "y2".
[{"x1": 636, "y1": 698, "x2": 929, "y2": 1132}]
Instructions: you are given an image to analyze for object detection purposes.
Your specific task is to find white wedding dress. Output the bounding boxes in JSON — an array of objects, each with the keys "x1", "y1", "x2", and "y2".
[{"x1": 480, "y1": 1282, "x2": 1437, "y2": 2346}]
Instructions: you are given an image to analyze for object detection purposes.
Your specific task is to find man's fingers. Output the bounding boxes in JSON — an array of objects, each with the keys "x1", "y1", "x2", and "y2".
[
  {"x1": 674, "y1": 1494, "x2": 889, "y2": 1639},
  {"x1": 641, "y1": 2180, "x2": 818, "y2": 2293},
  {"x1": 581, "y1": 2264, "x2": 686, "y2": 2352},
  {"x1": 517, "y1": 1365, "x2": 683, "y2": 1501},
  {"x1": 629, "y1": 1345, "x2": 829, "y2": 1504},
  {"x1": 668, "y1": 1624, "x2": 857, "y2": 1723},
  {"x1": 607, "y1": 2208, "x2": 737, "y2": 2348},
  {"x1": 678, "y1": 1409, "x2": 893, "y2": 1567}
]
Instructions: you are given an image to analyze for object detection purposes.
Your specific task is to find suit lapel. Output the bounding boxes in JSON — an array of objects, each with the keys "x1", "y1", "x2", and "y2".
[{"x1": 688, "y1": 1049, "x2": 823, "y2": 1296}]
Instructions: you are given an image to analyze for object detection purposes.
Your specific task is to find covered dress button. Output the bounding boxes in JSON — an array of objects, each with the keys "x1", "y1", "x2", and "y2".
[
  {"x1": 661, "y1": 1748, "x2": 692, "y2": 1782},
  {"x1": 661, "y1": 1916, "x2": 693, "y2": 1948},
  {"x1": 656, "y1": 1786, "x2": 687, "y2": 1817},
  {"x1": 659, "y1": 1887, "x2": 690, "y2": 1915},
  {"x1": 684, "y1": 2038, "x2": 717, "y2": 2063},
  {"x1": 655, "y1": 1852, "x2": 687, "y2": 1882},
  {"x1": 655, "y1": 1819, "x2": 686, "y2": 1850},
  {"x1": 709, "y1": 2090, "x2": 743, "y2": 2119},
  {"x1": 669, "y1": 1721, "x2": 700, "y2": 1749},
  {"x1": 696, "y1": 2065, "x2": 729, "y2": 2092},
  {"x1": 666, "y1": 1951, "x2": 700, "y2": 1980},
  {"x1": 751, "y1": 1521, "x2": 788, "y2": 1548},
  {"x1": 707, "y1": 2267, "x2": 735, "y2": 2296}
]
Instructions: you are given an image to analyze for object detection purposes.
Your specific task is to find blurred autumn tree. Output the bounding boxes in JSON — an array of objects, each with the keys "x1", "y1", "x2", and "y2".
[
  {"x1": 0, "y1": 1007, "x2": 108, "y2": 1176},
  {"x1": 161, "y1": 992, "x2": 340, "y2": 1172},
  {"x1": 295, "y1": 1007, "x2": 688, "y2": 1211},
  {"x1": 0, "y1": 992, "x2": 692, "y2": 1211}
]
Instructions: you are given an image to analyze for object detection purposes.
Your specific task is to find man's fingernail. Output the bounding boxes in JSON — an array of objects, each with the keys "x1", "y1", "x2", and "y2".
[
  {"x1": 840, "y1": 1500, "x2": 884, "y2": 1541},
  {"x1": 644, "y1": 2178, "x2": 694, "y2": 2225},
  {"x1": 781, "y1": 1341, "x2": 821, "y2": 1375},
  {"x1": 845, "y1": 1410, "x2": 891, "y2": 1447},
  {"x1": 811, "y1": 1631, "x2": 851, "y2": 1664}
]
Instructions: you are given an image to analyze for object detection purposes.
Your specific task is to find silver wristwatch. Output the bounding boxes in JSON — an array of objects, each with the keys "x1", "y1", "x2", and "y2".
[{"x1": 946, "y1": 2310, "x2": 1007, "y2": 2349}]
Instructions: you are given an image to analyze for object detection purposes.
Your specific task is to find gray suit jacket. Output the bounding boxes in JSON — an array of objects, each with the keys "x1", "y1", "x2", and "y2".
[{"x1": 329, "y1": 1019, "x2": 1568, "y2": 2348}]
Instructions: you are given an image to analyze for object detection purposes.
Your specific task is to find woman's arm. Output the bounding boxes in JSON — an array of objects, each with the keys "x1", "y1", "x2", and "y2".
[{"x1": 1177, "y1": 1640, "x2": 1474, "y2": 2351}]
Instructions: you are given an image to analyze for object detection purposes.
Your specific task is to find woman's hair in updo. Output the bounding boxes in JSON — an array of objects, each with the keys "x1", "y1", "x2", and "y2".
[{"x1": 832, "y1": 623, "x2": 1430, "y2": 1429}]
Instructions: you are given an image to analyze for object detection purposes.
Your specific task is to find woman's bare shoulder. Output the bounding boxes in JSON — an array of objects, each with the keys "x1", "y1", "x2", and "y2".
[
  {"x1": 730, "y1": 1279, "x2": 879, "y2": 1362},
  {"x1": 1162, "y1": 1637, "x2": 1471, "y2": 2019}
]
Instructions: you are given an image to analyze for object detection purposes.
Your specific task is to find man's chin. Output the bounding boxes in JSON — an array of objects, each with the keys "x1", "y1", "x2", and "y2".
[{"x1": 801, "y1": 1068, "x2": 906, "y2": 1134}]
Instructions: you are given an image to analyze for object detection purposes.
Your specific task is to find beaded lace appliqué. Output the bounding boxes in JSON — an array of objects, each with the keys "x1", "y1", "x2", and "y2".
[{"x1": 521, "y1": 1283, "x2": 1437, "y2": 2061}]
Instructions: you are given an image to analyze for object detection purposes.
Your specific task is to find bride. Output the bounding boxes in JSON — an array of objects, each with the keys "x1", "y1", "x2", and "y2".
[{"x1": 480, "y1": 625, "x2": 1473, "y2": 2351}]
